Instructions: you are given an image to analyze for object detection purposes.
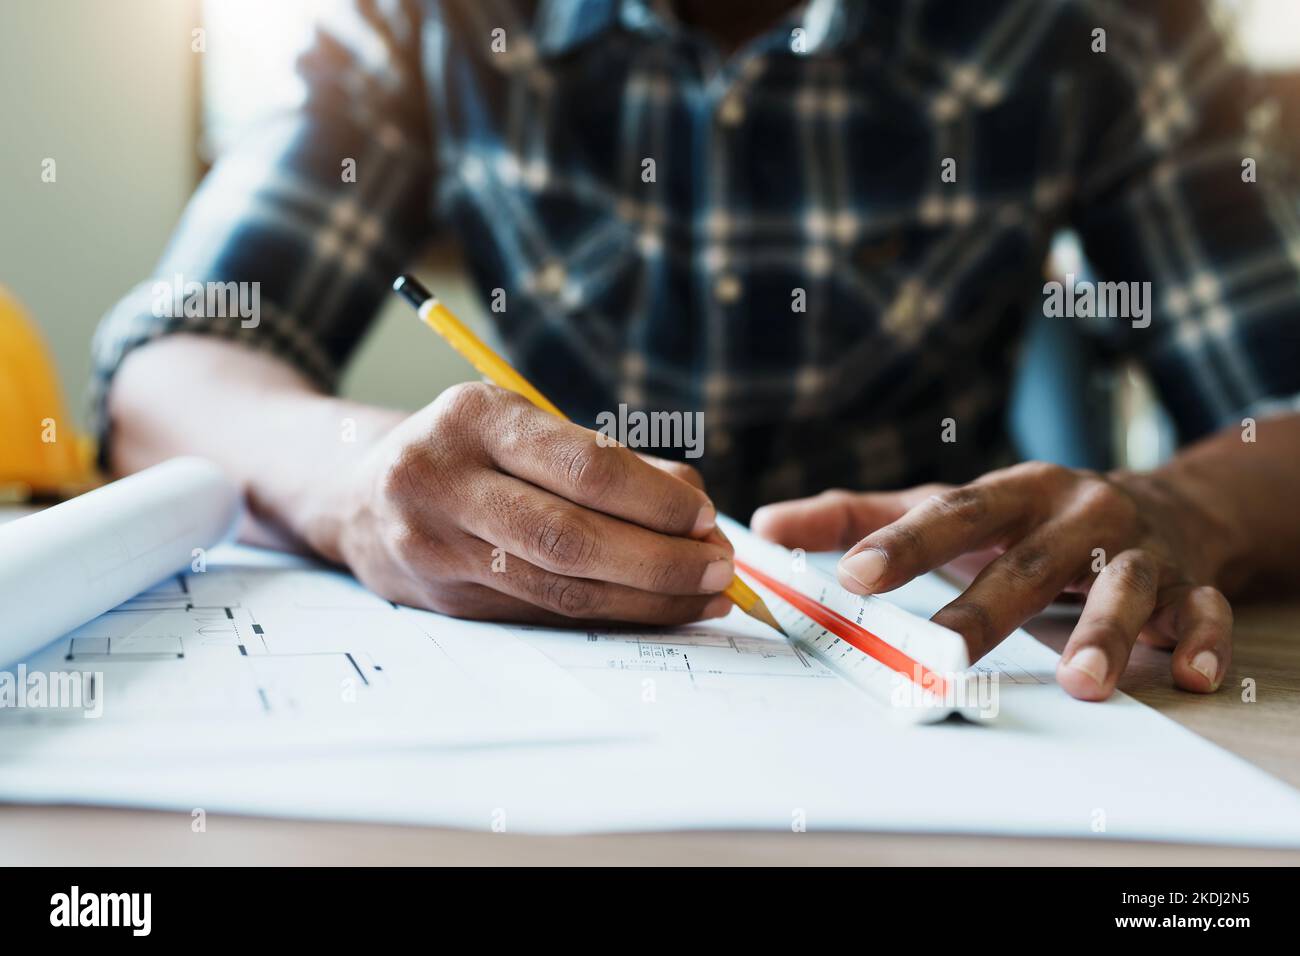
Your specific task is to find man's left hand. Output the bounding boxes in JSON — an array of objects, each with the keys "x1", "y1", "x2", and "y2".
[{"x1": 751, "y1": 462, "x2": 1235, "y2": 701}]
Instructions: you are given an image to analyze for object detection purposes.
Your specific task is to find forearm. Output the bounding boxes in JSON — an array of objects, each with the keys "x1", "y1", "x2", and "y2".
[
  {"x1": 106, "y1": 335, "x2": 405, "y2": 557},
  {"x1": 1150, "y1": 413, "x2": 1300, "y2": 597}
]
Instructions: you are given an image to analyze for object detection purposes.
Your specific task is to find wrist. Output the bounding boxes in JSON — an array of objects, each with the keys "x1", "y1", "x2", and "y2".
[
  {"x1": 253, "y1": 395, "x2": 406, "y2": 563},
  {"x1": 1118, "y1": 456, "x2": 1250, "y2": 593}
]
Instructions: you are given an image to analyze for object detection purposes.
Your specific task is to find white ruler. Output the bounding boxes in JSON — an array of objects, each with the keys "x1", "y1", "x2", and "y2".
[{"x1": 732, "y1": 532, "x2": 975, "y2": 723}]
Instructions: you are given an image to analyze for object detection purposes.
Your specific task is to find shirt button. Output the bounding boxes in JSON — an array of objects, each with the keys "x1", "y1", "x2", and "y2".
[
  {"x1": 714, "y1": 274, "x2": 742, "y2": 303},
  {"x1": 536, "y1": 261, "x2": 566, "y2": 297},
  {"x1": 718, "y1": 95, "x2": 745, "y2": 127},
  {"x1": 895, "y1": 281, "x2": 922, "y2": 316}
]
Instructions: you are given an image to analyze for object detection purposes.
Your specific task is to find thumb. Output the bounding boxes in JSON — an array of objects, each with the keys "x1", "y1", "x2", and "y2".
[{"x1": 751, "y1": 486, "x2": 945, "y2": 552}]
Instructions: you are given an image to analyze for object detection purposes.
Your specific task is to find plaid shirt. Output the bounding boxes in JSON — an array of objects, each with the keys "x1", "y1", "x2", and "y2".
[{"x1": 93, "y1": 0, "x2": 1300, "y2": 518}]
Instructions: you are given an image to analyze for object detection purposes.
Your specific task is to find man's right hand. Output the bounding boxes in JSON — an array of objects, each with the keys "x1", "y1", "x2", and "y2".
[{"x1": 311, "y1": 382, "x2": 735, "y2": 625}]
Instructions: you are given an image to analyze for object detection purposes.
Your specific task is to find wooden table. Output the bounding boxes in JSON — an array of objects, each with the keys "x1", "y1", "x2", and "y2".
[{"x1": 3, "y1": 602, "x2": 1298, "y2": 865}]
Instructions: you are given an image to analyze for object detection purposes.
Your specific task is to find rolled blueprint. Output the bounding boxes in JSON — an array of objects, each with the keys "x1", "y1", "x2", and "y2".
[{"x1": 0, "y1": 457, "x2": 241, "y2": 667}]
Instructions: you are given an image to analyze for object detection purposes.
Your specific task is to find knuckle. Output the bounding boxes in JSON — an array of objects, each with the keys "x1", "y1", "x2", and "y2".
[
  {"x1": 562, "y1": 441, "x2": 624, "y2": 501},
  {"x1": 1002, "y1": 545, "x2": 1052, "y2": 588},
  {"x1": 659, "y1": 459, "x2": 704, "y2": 489},
  {"x1": 675, "y1": 462, "x2": 704, "y2": 487},
  {"x1": 540, "y1": 576, "x2": 601, "y2": 617},
  {"x1": 1020, "y1": 460, "x2": 1070, "y2": 485},
  {"x1": 817, "y1": 487, "x2": 857, "y2": 504},
  {"x1": 651, "y1": 485, "x2": 698, "y2": 532},
  {"x1": 815, "y1": 488, "x2": 870, "y2": 547},
  {"x1": 531, "y1": 509, "x2": 596, "y2": 573},
  {"x1": 817, "y1": 488, "x2": 861, "y2": 534},
  {"x1": 915, "y1": 482, "x2": 953, "y2": 497},
  {"x1": 1076, "y1": 477, "x2": 1134, "y2": 524},
  {"x1": 1193, "y1": 584, "x2": 1233, "y2": 624},
  {"x1": 378, "y1": 443, "x2": 427, "y2": 502},
  {"x1": 390, "y1": 523, "x2": 429, "y2": 567},
  {"x1": 644, "y1": 556, "x2": 690, "y2": 594},
  {"x1": 1084, "y1": 615, "x2": 1131, "y2": 646},
  {"x1": 1105, "y1": 549, "x2": 1158, "y2": 594},
  {"x1": 431, "y1": 380, "x2": 495, "y2": 429},
  {"x1": 650, "y1": 467, "x2": 707, "y2": 528},
  {"x1": 494, "y1": 391, "x2": 550, "y2": 456},
  {"x1": 931, "y1": 487, "x2": 987, "y2": 526}
]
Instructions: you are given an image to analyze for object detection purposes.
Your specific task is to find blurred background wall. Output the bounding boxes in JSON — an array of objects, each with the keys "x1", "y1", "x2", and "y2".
[
  {"x1": 0, "y1": 0, "x2": 479, "y2": 436},
  {"x1": 0, "y1": 0, "x2": 197, "y2": 432}
]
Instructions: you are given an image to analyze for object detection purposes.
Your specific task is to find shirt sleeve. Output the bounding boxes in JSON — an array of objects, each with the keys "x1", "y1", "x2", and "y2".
[
  {"x1": 90, "y1": 0, "x2": 435, "y2": 459},
  {"x1": 1071, "y1": 0, "x2": 1300, "y2": 442}
]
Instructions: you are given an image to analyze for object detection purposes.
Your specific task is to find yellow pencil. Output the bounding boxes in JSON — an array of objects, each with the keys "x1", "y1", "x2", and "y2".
[{"x1": 393, "y1": 274, "x2": 784, "y2": 636}]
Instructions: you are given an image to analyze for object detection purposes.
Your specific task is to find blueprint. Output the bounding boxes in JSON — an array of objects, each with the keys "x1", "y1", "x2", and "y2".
[
  {"x1": 0, "y1": 548, "x2": 619, "y2": 758},
  {"x1": 3, "y1": 522, "x2": 1300, "y2": 846}
]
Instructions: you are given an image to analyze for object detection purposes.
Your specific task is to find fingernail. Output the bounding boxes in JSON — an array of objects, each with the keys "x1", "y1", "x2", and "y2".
[
  {"x1": 839, "y1": 549, "x2": 887, "y2": 592},
  {"x1": 1190, "y1": 650, "x2": 1220, "y2": 686},
  {"x1": 1066, "y1": 647, "x2": 1108, "y2": 687},
  {"x1": 702, "y1": 595, "x2": 732, "y2": 619},
  {"x1": 700, "y1": 558, "x2": 733, "y2": 593},
  {"x1": 692, "y1": 502, "x2": 717, "y2": 536}
]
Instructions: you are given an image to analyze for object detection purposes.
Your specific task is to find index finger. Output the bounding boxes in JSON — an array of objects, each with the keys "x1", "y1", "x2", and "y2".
[
  {"x1": 836, "y1": 476, "x2": 1042, "y2": 595},
  {"x1": 484, "y1": 390, "x2": 716, "y2": 538}
]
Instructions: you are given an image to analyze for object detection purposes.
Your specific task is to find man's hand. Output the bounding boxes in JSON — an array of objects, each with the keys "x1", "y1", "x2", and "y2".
[
  {"x1": 751, "y1": 461, "x2": 1238, "y2": 701},
  {"x1": 307, "y1": 382, "x2": 735, "y2": 626}
]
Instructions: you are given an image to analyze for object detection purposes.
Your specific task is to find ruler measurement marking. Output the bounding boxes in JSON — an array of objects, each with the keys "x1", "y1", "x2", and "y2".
[{"x1": 734, "y1": 559, "x2": 951, "y2": 697}]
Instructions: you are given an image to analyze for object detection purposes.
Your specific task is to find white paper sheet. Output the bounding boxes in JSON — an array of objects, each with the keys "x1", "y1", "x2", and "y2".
[
  {"x1": 0, "y1": 462, "x2": 620, "y2": 754},
  {"x1": 0, "y1": 458, "x2": 240, "y2": 668},
  {"x1": 0, "y1": 543, "x2": 621, "y2": 756},
  {"x1": 3, "y1": 519, "x2": 1299, "y2": 846}
]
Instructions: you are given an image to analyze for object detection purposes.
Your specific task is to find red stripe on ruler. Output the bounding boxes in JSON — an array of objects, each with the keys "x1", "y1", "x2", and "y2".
[{"x1": 735, "y1": 559, "x2": 950, "y2": 697}]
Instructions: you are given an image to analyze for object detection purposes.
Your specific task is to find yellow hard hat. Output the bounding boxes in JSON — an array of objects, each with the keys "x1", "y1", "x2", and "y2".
[{"x1": 0, "y1": 285, "x2": 95, "y2": 498}]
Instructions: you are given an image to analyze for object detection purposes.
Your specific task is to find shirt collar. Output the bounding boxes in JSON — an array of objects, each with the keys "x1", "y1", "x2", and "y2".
[
  {"x1": 534, "y1": 0, "x2": 876, "y2": 59},
  {"x1": 534, "y1": 0, "x2": 622, "y2": 57},
  {"x1": 799, "y1": 0, "x2": 872, "y2": 54}
]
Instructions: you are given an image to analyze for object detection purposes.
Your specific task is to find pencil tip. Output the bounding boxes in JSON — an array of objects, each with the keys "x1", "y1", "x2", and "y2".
[{"x1": 749, "y1": 599, "x2": 786, "y2": 637}]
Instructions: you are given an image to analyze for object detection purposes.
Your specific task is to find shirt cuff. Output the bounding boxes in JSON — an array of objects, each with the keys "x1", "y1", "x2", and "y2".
[{"x1": 89, "y1": 279, "x2": 341, "y2": 470}]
